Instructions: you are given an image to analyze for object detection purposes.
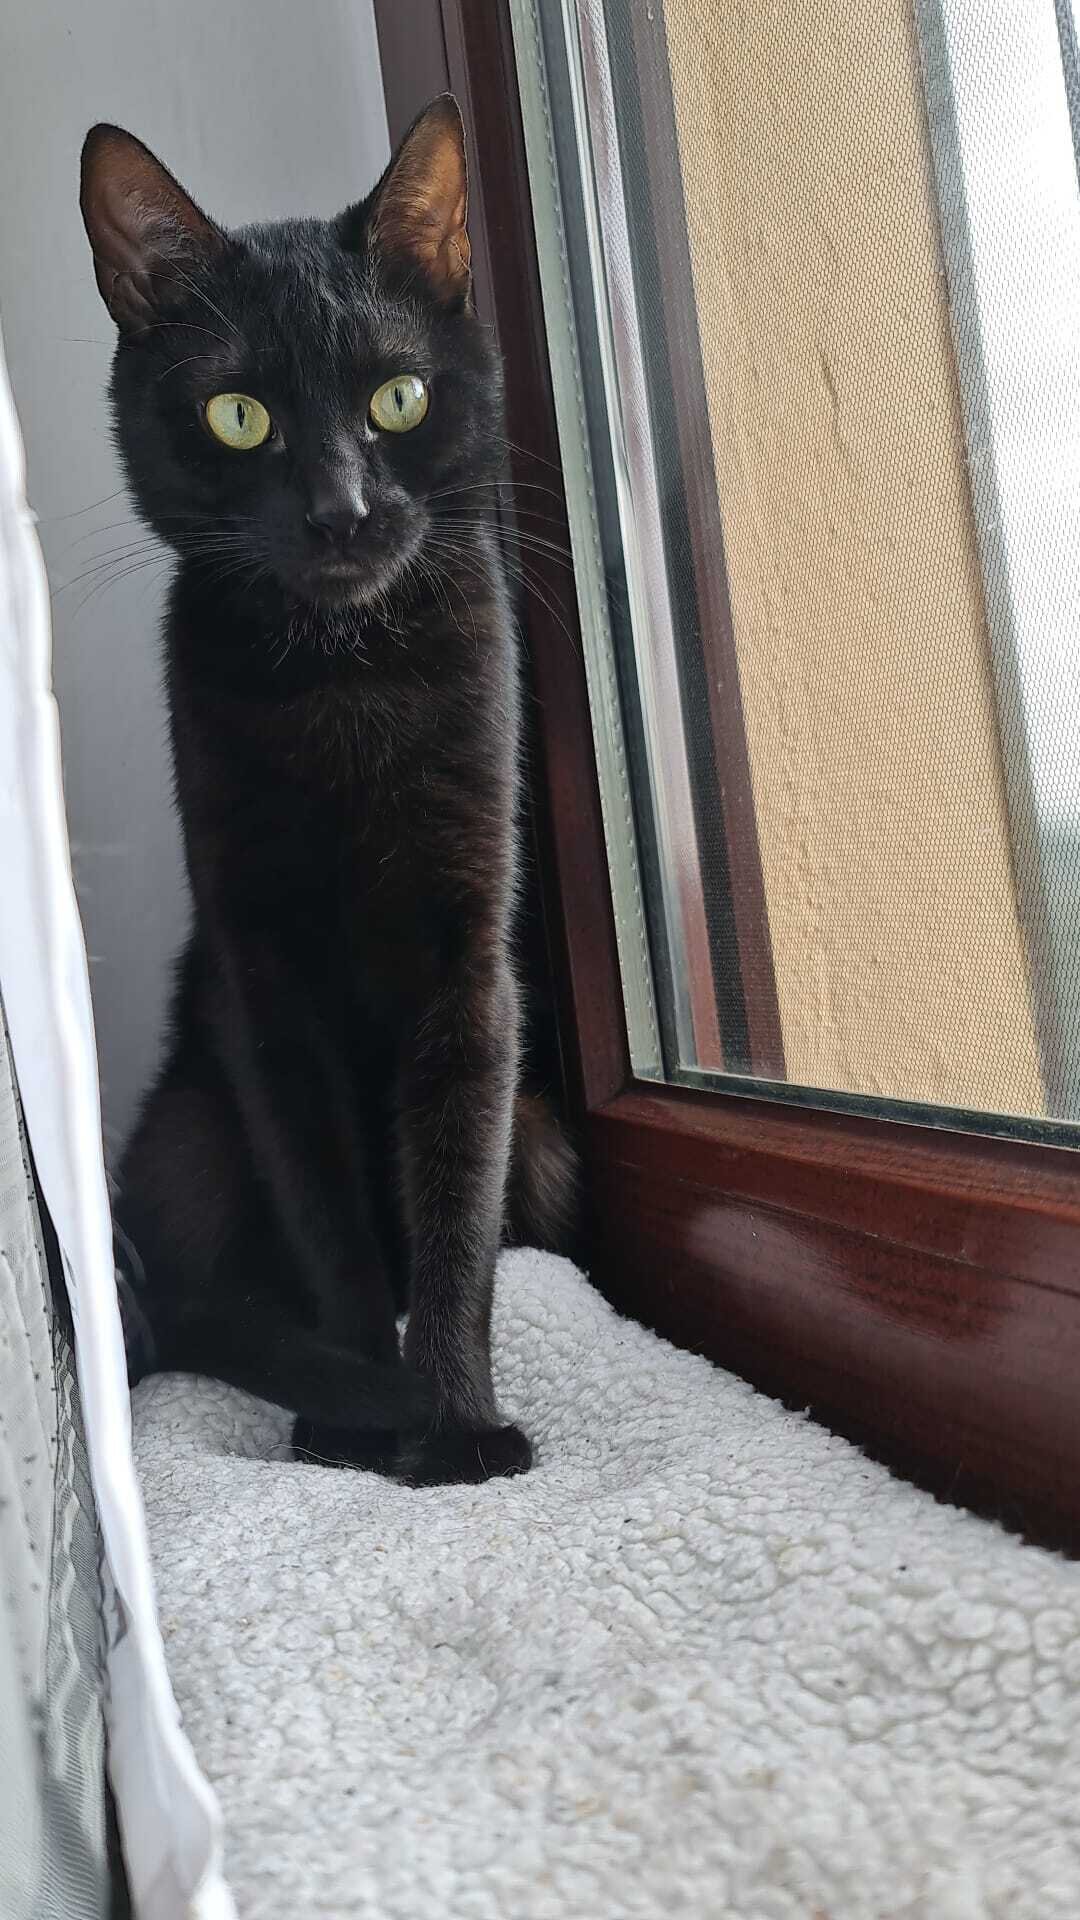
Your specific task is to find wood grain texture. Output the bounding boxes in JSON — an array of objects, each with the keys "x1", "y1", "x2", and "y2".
[
  {"x1": 587, "y1": 1088, "x2": 1080, "y2": 1547},
  {"x1": 596, "y1": 1087, "x2": 1080, "y2": 1289}
]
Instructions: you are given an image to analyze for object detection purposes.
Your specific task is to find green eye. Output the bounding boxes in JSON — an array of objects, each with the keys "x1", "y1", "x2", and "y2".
[
  {"x1": 369, "y1": 374, "x2": 429, "y2": 434},
  {"x1": 205, "y1": 393, "x2": 272, "y2": 450}
]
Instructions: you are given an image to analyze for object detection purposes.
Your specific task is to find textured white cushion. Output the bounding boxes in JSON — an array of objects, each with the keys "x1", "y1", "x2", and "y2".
[{"x1": 134, "y1": 1249, "x2": 1080, "y2": 1920}]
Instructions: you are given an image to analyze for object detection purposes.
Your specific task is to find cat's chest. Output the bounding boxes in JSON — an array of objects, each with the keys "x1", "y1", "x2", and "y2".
[
  {"x1": 195, "y1": 680, "x2": 495, "y2": 903},
  {"x1": 260, "y1": 718, "x2": 465, "y2": 1009}
]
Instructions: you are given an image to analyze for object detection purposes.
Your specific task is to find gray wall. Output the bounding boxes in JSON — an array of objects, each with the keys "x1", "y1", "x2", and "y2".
[{"x1": 0, "y1": 0, "x2": 389, "y2": 1154}]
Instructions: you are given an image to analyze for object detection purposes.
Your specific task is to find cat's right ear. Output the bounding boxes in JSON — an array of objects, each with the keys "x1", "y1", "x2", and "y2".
[
  {"x1": 79, "y1": 125, "x2": 226, "y2": 335},
  {"x1": 344, "y1": 96, "x2": 471, "y2": 306}
]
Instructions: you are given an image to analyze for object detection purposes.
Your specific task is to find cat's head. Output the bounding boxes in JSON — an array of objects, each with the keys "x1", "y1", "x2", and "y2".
[{"x1": 79, "y1": 100, "x2": 503, "y2": 610}]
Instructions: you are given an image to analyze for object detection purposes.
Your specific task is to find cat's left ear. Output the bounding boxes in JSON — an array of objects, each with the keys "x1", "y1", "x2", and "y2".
[
  {"x1": 80, "y1": 124, "x2": 226, "y2": 334},
  {"x1": 347, "y1": 95, "x2": 471, "y2": 305}
]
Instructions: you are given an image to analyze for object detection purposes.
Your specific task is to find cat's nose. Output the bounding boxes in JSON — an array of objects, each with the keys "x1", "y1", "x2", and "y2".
[{"x1": 305, "y1": 482, "x2": 370, "y2": 548}]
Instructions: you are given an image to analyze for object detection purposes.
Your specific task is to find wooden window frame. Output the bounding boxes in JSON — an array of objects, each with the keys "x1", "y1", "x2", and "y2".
[{"x1": 374, "y1": 0, "x2": 1080, "y2": 1551}]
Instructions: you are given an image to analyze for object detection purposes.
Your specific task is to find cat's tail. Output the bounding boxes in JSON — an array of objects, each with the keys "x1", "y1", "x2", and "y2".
[{"x1": 503, "y1": 1091, "x2": 580, "y2": 1254}]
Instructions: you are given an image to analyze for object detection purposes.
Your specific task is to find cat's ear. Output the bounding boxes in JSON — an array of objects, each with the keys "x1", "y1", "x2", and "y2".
[
  {"x1": 353, "y1": 95, "x2": 471, "y2": 304},
  {"x1": 80, "y1": 124, "x2": 226, "y2": 334}
]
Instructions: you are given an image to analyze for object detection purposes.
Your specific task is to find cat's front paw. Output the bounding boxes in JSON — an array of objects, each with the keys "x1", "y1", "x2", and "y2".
[{"x1": 396, "y1": 1421, "x2": 533, "y2": 1487}]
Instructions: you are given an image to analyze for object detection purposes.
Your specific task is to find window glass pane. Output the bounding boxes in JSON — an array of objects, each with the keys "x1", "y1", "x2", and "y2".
[{"x1": 513, "y1": 0, "x2": 1080, "y2": 1143}]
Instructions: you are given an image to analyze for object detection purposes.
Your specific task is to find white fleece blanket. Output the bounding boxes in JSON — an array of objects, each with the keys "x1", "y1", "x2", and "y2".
[{"x1": 131, "y1": 1251, "x2": 1080, "y2": 1920}]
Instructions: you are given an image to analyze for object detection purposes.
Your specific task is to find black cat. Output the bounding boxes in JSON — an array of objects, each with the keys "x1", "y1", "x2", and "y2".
[{"x1": 80, "y1": 99, "x2": 575, "y2": 1484}]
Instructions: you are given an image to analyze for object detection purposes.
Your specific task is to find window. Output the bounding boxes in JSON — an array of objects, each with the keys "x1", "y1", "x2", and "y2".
[{"x1": 512, "y1": 0, "x2": 1080, "y2": 1143}]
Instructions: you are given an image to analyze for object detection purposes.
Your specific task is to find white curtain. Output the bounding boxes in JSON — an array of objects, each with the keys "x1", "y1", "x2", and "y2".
[{"x1": 0, "y1": 318, "x2": 234, "y2": 1920}]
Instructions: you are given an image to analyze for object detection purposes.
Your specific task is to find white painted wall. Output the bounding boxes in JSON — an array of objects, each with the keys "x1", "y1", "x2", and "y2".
[{"x1": 0, "y1": 0, "x2": 389, "y2": 1152}]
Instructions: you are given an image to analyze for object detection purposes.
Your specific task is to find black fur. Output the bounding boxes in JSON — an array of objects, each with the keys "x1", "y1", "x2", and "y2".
[{"x1": 82, "y1": 104, "x2": 575, "y2": 1484}]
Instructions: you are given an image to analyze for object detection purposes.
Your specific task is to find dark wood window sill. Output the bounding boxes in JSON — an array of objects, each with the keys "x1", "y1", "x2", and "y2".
[{"x1": 585, "y1": 1085, "x2": 1080, "y2": 1548}]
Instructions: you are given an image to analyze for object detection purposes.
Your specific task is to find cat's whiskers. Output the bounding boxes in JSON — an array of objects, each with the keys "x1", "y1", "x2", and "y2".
[
  {"x1": 156, "y1": 353, "x2": 211, "y2": 384},
  {"x1": 269, "y1": 623, "x2": 299, "y2": 671},
  {"x1": 423, "y1": 528, "x2": 579, "y2": 656},
  {"x1": 493, "y1": 432, "x2": 566, "y2": 477},
  {"x1": 411, "y1": 547, "x2": 456, "y2": 634},
  {"x1": 429, "y1": 477, "x2": 568, "y2": 514},
  {"x1": 144, "y1": 261, "x2": 245, "y2": 351},
  {"x1": 433, "y1": 514, "x2": 573, "y2": 568},
  {"x1": 54, "y1": 538, "x2": 165, "y2": 595},
  {"x1": 56, "y1": 514, "x2": 272, "y2": 619},
  {"x1": 38, "y1": 486, "x2": 128, "y2": 525},
  {"x1": 132, "y1": 315, "x2": 236, "y2": 355},
  {"x1": 62, "y1": 516, "x2": 151, "y2": 555},
  {"x1": 410, "y1": 529, "x2": 490, "y2": 645},
  {"x1": 67, "y1": 552, "x2": 173, "y2": 619}
]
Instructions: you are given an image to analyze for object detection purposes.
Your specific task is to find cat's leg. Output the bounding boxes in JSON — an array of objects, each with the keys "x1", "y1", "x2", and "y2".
[
  {"x1": 393, "y1": 956, "x2": 532, "y2": 1485},
  {"x1": 203, "y1": 939, "x2": 396, "y2": 1332},
  {"x1": 175, "y1": 1304, "x2": 433, "y2": 1430},
  {"x1": 117, "y1": 1061, "x2": 430, "y2": 1432}
]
